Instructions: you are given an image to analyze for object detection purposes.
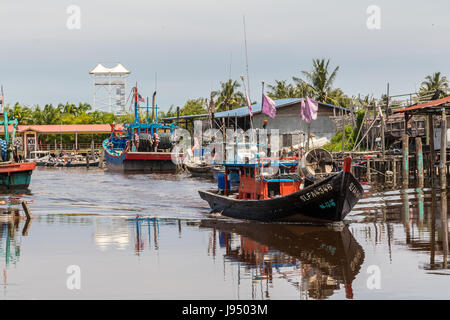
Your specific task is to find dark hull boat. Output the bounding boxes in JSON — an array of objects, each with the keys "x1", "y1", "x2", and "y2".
[{"x1": 199, "y1": 158, "x2": 363, "y2": 223}]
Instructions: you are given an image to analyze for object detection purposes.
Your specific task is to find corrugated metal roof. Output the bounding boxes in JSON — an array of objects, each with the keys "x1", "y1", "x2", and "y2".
[
  {"x1": 392, "y1": 96, "x2": 450, "y2": 114},
  {"x1": 163, "y1": 98, "x2": 348, "y2": 120}
]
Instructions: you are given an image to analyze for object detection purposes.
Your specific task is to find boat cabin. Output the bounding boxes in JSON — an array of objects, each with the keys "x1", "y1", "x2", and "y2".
[{"x1": 220, "y1": 162, "x2": 302, "y2": 200}]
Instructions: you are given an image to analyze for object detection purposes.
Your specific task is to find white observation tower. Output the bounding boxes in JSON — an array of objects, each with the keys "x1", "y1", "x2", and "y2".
[{"x1": 89, "y1": 63, "x2": 130, "y2": 115}]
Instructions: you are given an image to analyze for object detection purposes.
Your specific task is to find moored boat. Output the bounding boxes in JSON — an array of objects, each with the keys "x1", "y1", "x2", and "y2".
[
  {"x1": 184, "y1": 161, "x2": 213, "y2": 177},
  {"x1": 199, "y1": 157, "x2": 363, "y2": 223},
  {"x1": 0, "y1": 110, "x2": 36, "y2": 191},
  {"x1": 0, "y1": 162, "x2": 36, "y2": 191},
  {"x1": 102, "y1": 87, "x2": 179, "y2": 172}
]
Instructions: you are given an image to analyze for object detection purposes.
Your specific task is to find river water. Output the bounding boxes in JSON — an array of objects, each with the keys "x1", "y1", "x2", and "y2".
[{"x1": 0, "y1": 167, "x2": 449, "y2": 299}]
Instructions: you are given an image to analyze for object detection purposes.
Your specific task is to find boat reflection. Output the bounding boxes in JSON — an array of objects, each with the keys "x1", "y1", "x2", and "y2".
[
  {"x1": 200, "y1": 220, "x2": 365, "y2": 299},
  {"x1": 0, "y1": 216, "x2": 31, "y2": 292}
]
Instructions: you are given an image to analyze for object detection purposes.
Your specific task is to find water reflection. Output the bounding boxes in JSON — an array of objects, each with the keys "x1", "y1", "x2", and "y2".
[
  {"x1": 0, "y1": 217, "x2": 31, "y2": 292},
  {"x1": 129, "y1": 217, "x2": 160, "y2": 255},
  {"x1": 199, "y1": 220, "x2": 365, "y2": 300}
]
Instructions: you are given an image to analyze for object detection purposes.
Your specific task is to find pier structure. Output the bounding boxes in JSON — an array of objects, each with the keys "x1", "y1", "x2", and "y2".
[
  {"x1": 0, "y1": 124, "x2": 120, "y2": 159},
  {"x1": 337, "y1": 94, "x2": 450, "y2": 189}
]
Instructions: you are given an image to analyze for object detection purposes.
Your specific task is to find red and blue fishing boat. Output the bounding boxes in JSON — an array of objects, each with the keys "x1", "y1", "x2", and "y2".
[
  {"x1": 0, "y1": 111, "x2": 36, "y2": 191},
  {"x1": 199, "y1": 157, "x2": 363, "y2": 223},
  {"x1": 103, "y1": 87, "x2": 179, "y2": 172}
]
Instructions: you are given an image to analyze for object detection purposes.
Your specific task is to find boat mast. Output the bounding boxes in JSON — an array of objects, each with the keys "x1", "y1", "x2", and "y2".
[{"x1": 134, "y1": 83, "x2": 138, "y2": 124}]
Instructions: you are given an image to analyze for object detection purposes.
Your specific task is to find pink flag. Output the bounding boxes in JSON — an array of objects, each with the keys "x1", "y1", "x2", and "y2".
[
  {"x1": 301, "y1": 96, "x2": 318, "y2": 123},
  {"x1": 262, "y1": 94, "x2": 276, "y2": 118}
]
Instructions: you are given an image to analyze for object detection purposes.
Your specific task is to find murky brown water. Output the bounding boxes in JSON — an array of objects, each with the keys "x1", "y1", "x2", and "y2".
[{"x1": 0, "y1": 167, "x2": 449, "y2": 299}]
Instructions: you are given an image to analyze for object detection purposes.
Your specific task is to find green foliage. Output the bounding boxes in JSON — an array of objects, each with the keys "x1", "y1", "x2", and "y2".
[
  {"x1": 3, "y1": 102, "x2": 130, "y2": 125},
  {"x1": 181, "y1": 98, "x2": 206, "y2": 116},
  {"x1": 213, "y1": 79, "x2": 245, "y2": 112},
  {"x1": 323, "y1": 125, "x2": 354, "y2": 152},
  {"x1": 420, "y1": 72, "x2": 449, "y2": 95}
]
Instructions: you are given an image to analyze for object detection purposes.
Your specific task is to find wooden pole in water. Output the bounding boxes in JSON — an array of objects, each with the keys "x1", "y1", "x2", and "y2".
[
  {"x1": 416, "y1": 137, "x2": 424, "y2": 188},
  {"x1": 21, "y1": 201, "x2": 32, "y2": 219},
  {"x1": 441, "y1": 191, "x2": 448, "y2": 269},
  {"x1": 367, "y1": 158, "x2": 371, "y2": 183},
  {"x1": 429, "y1": 114, "x2": 435, "y2": 183},
  {"x1": 440, "y1": 108, "x2": 447, "y2": 190},
  {"x1": 402, "y1": 133, "x2": 409, "y2": 189},
  {"x1": 393, "y1": 159, "x2": 397, "y2": 186}
]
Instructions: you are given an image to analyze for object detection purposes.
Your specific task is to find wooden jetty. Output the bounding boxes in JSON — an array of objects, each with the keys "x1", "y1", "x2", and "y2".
[{"x1": 333, "y1": 94, "x2": 450, "y2": 189}]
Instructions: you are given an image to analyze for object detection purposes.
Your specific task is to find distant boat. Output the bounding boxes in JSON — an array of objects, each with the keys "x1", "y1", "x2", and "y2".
[
  {"x1": 102, "y1": 87, "x2": 179, "y2": 172},
  {"x1": 0, "y1": 110, "x2": 36, "y2": 191},
  {"x1": 184, "y1": 161, "x2": 213, "y2": 177}
]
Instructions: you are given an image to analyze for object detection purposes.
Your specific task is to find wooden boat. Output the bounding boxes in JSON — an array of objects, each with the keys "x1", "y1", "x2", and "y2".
[
  {"x1": 28, "y1": 151, "x2": 51, "y2": 166},
  {"x1": 0, "y1": 110, "x2": 36, "y2": 191},
  {"x1": 103, "y1": 87, "x2": 179, "y2": 172},
  {"x1": 184, "y1": 161, "x2": 213, "y2": 177},
  {"x1": 0, "y1": 162, "x2": 36, "y2": 191},
  {"x1": 199, "y1": 157, "x2": 363, "y2": 223}
]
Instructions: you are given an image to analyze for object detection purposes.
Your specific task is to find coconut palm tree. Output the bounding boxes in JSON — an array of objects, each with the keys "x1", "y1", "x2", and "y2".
[
  {"x1": 8, "y1": 103, "x2": 33, "y2": 124},
  {"x1": 40, "y1": 104, "x2": 62, "y2": 125},
  {"x1": 420, "y1": 72, "x2": 449, "y2": 96},
  {"x1": 267, "y1": 80, "x2": 297, "y2": 99},
  {"x1": 213, "y1": 79, "x2": 245, "y2": 112},
  {"x1": 299, "y1": 58, "x2": 340, "y2": 103}
]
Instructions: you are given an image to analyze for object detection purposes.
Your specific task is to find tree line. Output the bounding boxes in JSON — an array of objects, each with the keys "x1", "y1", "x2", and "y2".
[{"x1": 160, "y1": 58, "x2": 450, "y2": 120}]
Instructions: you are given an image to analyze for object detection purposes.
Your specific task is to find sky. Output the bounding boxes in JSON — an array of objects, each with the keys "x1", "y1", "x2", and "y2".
[{"x1": 0, "y1": 0, "x2": 449, "y2": 113}]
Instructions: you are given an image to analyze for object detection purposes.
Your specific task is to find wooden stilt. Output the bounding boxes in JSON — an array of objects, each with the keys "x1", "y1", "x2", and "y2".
[
  {"x1": 440, "y1": 108, "x2": 447, "y2": 190},
  {"x1": 21, "y1": 201, "x2": 32, "y2": 219},
  {"x1": 402, "y1": 134, "x2": 409, "y2": 189},
  {"x1": 416, "y1": 137, "x2": 424, "y2": 188}
]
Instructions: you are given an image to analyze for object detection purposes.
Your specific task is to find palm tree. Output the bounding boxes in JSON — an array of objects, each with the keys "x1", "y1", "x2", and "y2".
[
  {"x1": 213, "y1": 79, "x2": 245, "y2": 112},
  {"x1": 8, "y1": 103, "x2": 33, "y2": 124},
  {"x1": 299, "y1": 58, "x2": 340, "y2": 103},
  {"x1": 40, "y1": 104, "x2": 62, "y2": 124},
  {"x1": 77, "y1": 103, "x2": 92, "y2": 114},
  {"x1": 420, "y1": 72, "x2": 448, "y2": 96},
  {"x1": 267, "y1": 80, "x2": 297, "y2": 99}
]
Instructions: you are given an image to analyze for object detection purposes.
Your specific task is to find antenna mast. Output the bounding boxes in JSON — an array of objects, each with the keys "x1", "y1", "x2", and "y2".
[{"x1": 243, "y1": 16, "x2": 250, "y2": 99}]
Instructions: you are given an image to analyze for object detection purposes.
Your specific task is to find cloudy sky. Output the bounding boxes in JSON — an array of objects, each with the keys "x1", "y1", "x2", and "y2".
[{"x1": 0, "y1": 0, "x2": 449, "y2": 112}]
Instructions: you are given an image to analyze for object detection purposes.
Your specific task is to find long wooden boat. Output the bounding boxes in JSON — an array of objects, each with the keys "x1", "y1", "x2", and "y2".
[{"x1": 199, "y1": 157, "x2": 363, "y2": 223}]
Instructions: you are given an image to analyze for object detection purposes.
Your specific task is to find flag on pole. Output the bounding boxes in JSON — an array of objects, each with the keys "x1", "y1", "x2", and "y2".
[
  {"x1": 261, "y1": 94, "x2": 276, "y2": 118},
  {"x1": 138, "y1": 94, "x2": 145, "y2": 103},
  {"x1": 300, "y1": 96, "x2": 318, "y2": 123}
]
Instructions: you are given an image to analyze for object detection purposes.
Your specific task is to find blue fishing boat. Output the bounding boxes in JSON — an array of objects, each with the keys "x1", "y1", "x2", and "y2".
[{"x1": 102, "y1": 87, "x2": 179, "y2": 171}]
